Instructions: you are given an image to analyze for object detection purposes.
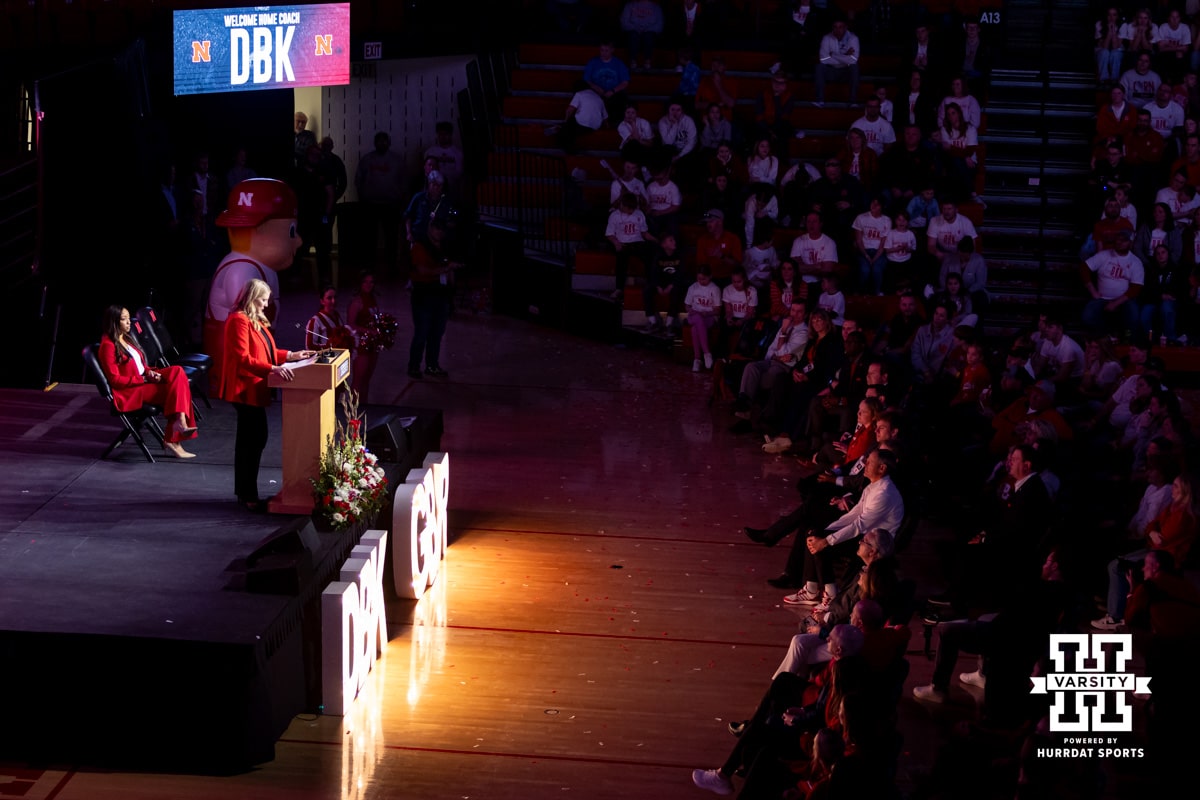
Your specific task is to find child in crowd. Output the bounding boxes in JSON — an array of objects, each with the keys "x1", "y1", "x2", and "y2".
[
  {"x1": 605, "y1": 193, "x2": 655, "y2": 300},
  {"x1": 722, "y1": 267, "x2": 759, "y2": 328},
  {"x1": 644, "y1": 233, "x2": 685, "y2": 334},
  {"x1": 883, "y1": 211, "x2": 918, "y2": 292},
  {"x1": 744, "y1": 185, "x2": 779, "y2": 247},
  {"x1": 852, "y1": 196, "x2": 892, "y2": 295},
  {"x1": 744, "y1": 223, "x2": 781, "y2": 293},
  {"x1": 685, "y1": 264, "x2": 722, "y2": 370},
  {"x1": 677, "y1": 48, "x2": 701, "y2": 113},
  {"x1": 818, "y1": 274, "x2": 846, "y2": 326},
  {"x1": 906, "y1": 185, "x2": 939, "y2": 234},
  {"x1": 875, "y1": 84, "x2": 894, "y2": 123}
]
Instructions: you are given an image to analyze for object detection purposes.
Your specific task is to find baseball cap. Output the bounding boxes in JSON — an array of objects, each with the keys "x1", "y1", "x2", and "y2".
[
  {"x1": 1032, "y1": 379, "x2": 1056, "y2": 398},
  {"x1": 703, "y1": 208, "x2": 724, "y2": 220},
  {"x1": 216, "y1": 178, "x2": 298, "y2": 228}
]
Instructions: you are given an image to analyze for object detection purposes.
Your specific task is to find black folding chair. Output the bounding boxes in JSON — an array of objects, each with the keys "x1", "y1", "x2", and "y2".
[
  {"x1": 132, "y1": 311, "x2": 207, "y2": 420},
  {"x1": 135, "y1": 306, "x2": 212, "y2": 409},
  {"x1": 81, "y1": 343, "x2": 166, "y2": 463}
]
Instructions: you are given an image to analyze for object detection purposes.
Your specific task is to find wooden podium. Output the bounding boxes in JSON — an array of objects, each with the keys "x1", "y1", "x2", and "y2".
[{"x1": 267, "y1": 349, "x2": 351, "y2": 515}]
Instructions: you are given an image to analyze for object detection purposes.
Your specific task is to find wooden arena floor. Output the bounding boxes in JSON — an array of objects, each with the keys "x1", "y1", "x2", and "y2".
[{"x1": 2, "y1": 277, "x2": 1135, "y2": 799}]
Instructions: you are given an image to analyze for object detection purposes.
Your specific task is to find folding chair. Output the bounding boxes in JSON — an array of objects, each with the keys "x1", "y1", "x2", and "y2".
[
  {"x1": 135, "y1": 306, "x2": 212, "y2": 408},
  {"x1": 81, "y1": 343, "x2": 166, "y2": 463}
]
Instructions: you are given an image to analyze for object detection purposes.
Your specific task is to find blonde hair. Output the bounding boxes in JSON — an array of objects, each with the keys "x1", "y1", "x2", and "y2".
[{"x1": 235, "y1": 278, "x2": 272, "y2": 329}]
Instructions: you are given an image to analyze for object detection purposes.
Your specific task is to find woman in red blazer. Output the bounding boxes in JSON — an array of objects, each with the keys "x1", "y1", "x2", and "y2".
[
  {"x1": 217, "y1": 278, "x2": 313, "y2": 511},
  {"x1": 98, "y1": 305, "x2": 198, "y2": 458}
]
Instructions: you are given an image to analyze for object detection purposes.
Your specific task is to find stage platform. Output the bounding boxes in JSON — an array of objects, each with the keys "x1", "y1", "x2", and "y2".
[{"x1": 0, "y1": 384, "x2": 441, "y2": 771}]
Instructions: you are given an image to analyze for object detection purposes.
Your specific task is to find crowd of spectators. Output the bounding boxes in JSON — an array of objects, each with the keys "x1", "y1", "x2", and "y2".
[{"x1": 532, "y1": 3, "x2": 1200, "y2": 797}]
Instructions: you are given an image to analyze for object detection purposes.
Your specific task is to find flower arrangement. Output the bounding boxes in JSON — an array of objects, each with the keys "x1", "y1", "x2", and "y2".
[
  {"x1": 357, "y1": 309, "x2": 398, "y2": 354},
  {"x1": 311, "y1": 392, "x2": 389, "y2": 530}
]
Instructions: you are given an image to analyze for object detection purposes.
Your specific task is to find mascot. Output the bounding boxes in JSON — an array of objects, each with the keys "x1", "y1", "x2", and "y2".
[{"x1": 204, "y1": 178, "x2": 300, "y2": 385}]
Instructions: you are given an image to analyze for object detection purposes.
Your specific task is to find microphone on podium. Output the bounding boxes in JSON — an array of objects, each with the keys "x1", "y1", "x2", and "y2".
[{"x1": 296, "y1": 324, "x2": 337, "y2": 363}]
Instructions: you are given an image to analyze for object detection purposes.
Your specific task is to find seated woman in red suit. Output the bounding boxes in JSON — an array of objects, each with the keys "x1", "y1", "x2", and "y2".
[
  {"x1": 99, "y1": 305, "x2": 198, "y2": 459},
  {"x1": 217, "y1": 278, "x2": 314, "y2": 512}
]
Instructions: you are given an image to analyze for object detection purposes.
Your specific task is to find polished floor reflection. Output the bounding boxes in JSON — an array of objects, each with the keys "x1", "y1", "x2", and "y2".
[{"x1": 28, "y1": 280, "x2": 954, "y2": 800}]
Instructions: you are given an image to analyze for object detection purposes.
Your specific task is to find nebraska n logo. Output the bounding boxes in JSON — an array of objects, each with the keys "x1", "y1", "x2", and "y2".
[
  {"x1": 1031, "y1": 634, "x2": 1151, "y2": 732},
  {"x1": 238, "y1": 191, "x2": 254, "y2": 207}
]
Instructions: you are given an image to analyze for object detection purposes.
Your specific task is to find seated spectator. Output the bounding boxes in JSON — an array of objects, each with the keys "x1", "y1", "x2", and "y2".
[
  {"x1": 939, "y1": 235, "x2": 988, "y2": 310},
  {"x1": 950, "y1": 341, "x2": 992, "y2": 408},
  {"x1": 1096, "y1": 476, "x2": 1198, "y2": 629},
  {"x1": 899, "y1": 70, "x2": 939, "y2": 134},
  {"x1": 685, "y1": 264, "x2": 722, "y2": 370},
  {"x1": 1078, "y1": 335, "x2": 1125, "y2": 404},
  {"x1": 852, "y1": 197, "x2": 891, "y2": 295},
  {"x1": 790, "y1": 211, "x2": 840, "y2": 286},
  {"x1": 1155, "y1": 8, "x2": 1191, "y2": 83},
  {"x1": 931, "y1": 103, "x2": 979, "y2": 202},
  {"x1": 707, "y1": 141, "x2": 748, "y2": 192},
  {"x1": 909, "y1": 23, "x2": 943, "y2": 76},
  {"x1": 955, "y1": 21, "x2": 991, "y2": 82},
  {"x1": 760, "y1": 309, "x2": 844, "y2": 454},
  {"x1": 583, "y1": 40, "x2": 631, "y2": 123},
  {"x1": 936, "y1": 76, "x2": 982, "y2": 131},
  {"x1": 1120, "y1": 9, "x2": 1156, "y2": 72},
  {"x1": 747, "y1": 138, "x2": 780, "y2": 187},
  {"x1": 807, "y1": 157, "x2": 865, "y2": 245},
  {"x1": 817, "y1": 274, "x2": 845, "y2": 327},
  {"x1": 883, "y1": 211, "x2": 918, "y2": 291},
  {"x1": 1125, "y1": 109, "x2": 1167, "y2": 200},
  {"x1": 990, "y1": 380, "x2": 1073, "y2": 456},
  {"x1": 605, "y1": 157, "x2": 648, "y2": 210},
  {"x1": 872, "y1": 291, "x2": 922, "y2": 366},
  {"x1": 696, "y1": 208, "x2": 743, "y2": 281},
  {"x1": 643, "y1": 232, "x2": 685, "y2": 333},
  {"x1": 700, "y1": 173, "x2": 740, "y2": 224},
  {"x1": 931, "y1": 273, "x2": 977, "y2": 329},
  {"x1": 1082, "y1": 228, "x2": 1144, "y2": 334},
  {"x1": 744, "y1": 184, "x2": 780, "y2": 249},
  {"x1": 838, "y1": 128, "x2": 879, "y2": 196},
  {"x1": 815, "y1": 17, "x2": 860, "y2": 106},
  {"x1": 874, "y1": 84, "x2": 893, "y2": 124},
  {"x1": 620, "y1": 0, "x2": 664, "y2": 73},
  {"x1": 778, "y1": 450, "x2": 904, "y2": 605},
  {"x1": 851, "y1": 97, "x2": 896, "y2": 156},
  {"x1": 656, "y1": 97, "x2": 699, "y2": 173},
  {"x1": 905, "y1": 184, "x2": 940, "y2": 243},
  {"x1": 755, "y1": 73, "x2": 800, "y2": 146},
  {"x1": 768, "y1": 260, "x2": 805, "y2": 320},
  {"x1": 926, "y1": 200, "x2": 980, "y2": 268},
  {"x1": 802, "y1": 331, "x2": 871, "y2": 449},
  {"x1": 695, "y1": 55, "x2": 741, "y2": 122},
  {"x1": 1090, "y1": 141, "x2": 1134, "y2": 201},
  {"x1": 667, "y1": 0, "x2": 705, "y2": 55},
  {"x1": 910, "y1": 300, "x2": 956, "y2": 385},
  {"x1": 1084, "y1": 198, "x2": 1135, "y2": 260},
  {"x1": 1170, "y1": 132, "x2": 1200, "y2": 186},
  {"x1": 616, "y1": 104, "x2": 656, "y2": 161},
  {"x1": 1096, "y1": 6, "x2": 1125, "y2": 85},
  {"x1": 1095, "y1": 85, "x2": 1138, "y2": 160},
  {"x1": 645, "y1": 168, "x2": 683, "y2": 238},
  {"x1": 778, "y1": 1, "x2": 822, "y2": 78},
  {"x1": 735, "y1": 301, "x2": 809, "y2": 414},
  {"x1": 675, "y1": 47, "x2": 701, "y2": 113},
  {"x1": 1141, "y1": 241, "x2": 1188, "y2": 342},
  {"x1": 1121, "y1": 51, "x2": 1163, "y2": 108},
  {"x1": 1147, "y1": 83, "x2": 1186, "y2": 148},
  {"x1": 605, "y1": 192, "x2": 656, "y2": 300},
  {"x1": 698, "y1": 103, "x2": 732, "y2": 153},
  {"x1": 1032, "y1": 314, "x2": 1085, "y2": 390},
  {"x1": 555, "y1": 84, "x2": 607, "y2": 154},
  {"x1": 743, "y1": 222, "x2": 780, "y2": 291}
]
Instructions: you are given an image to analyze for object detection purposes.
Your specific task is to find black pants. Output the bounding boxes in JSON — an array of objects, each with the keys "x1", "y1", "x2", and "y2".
[
  {"x1": 409, "y1": 284, "x2": 453, "y2": 371},
  {"x1": 233, "y1": 402, "x2": 269, "y2": 502}
]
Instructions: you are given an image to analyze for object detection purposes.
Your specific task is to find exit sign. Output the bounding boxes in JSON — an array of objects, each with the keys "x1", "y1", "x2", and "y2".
[{"x1": 364, "y1": 41, "x2": 382, "y2": 60}]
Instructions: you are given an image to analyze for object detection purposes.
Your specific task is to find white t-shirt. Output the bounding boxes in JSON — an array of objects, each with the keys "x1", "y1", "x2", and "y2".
[
  {"x1": 617, "y1": 117, "x2": 653, "y2": 147},
  {"x1": 1155, "y1": 186, "x2": 1200, "y2": 221},
  {"x1": 818, "y1": 290, "x2": 846, "y2": 324},
  {"x1": 1038, "y1": 335, "x2": 1086, "y2": 378},
  {"x1": 1120, "y1": 68, "x2": 1162, "y2": 107},
  {"x1": 685, "y1": 282, "x2": 722, "y2": 314},
  {"x1": 1085, "y1": 249, "x2": 1145, "y2": 299},
  {"x1": 721, "y1": 284, "x2": 758, "y2": 318},
  {"x1": 790, "y1": 234, "x2": 839, "y2": 282},
  {"x1": 1156, "y1": 21, "x2": 1192, "y2": 48},
  {"x1": 570, "y1": 90, "x2": 608, "y2": 130},
  {"x1": 744, "y1": 244, "x2": 780, "y2": 286},
  {"x1": 1146, "y1": 100, "x2": 1185, "y2": 136},
  {"x1": 610, "y1": 177, "x2": 648, "y2": 206},
  {"x1": 851, "y1": 116, "x2": 896, "y2": 155},
  {"x1": 605, "y1": 208, "x2": 648, "y2": 244},
  {"x1": 747, "y1": 155, "x2": 779, "y2": 185},
  {"x1": 884, "y1": 228, "x2": 917, "y2": 262},
  {"x1": 646, "y1": 180, "x2": 682, "y2": 213},
  {"x1": 852, "y1": 211, "x2": 892, "y2": 251},
  {"x1": 927, "y1": 214, "x2": 978, "y2": 253}
]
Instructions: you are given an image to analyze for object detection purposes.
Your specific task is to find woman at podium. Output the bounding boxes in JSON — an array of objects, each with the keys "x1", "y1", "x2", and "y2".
[
  {"x1": 218, "y1": 278, "x2": 314, "y2": 512},
  {"x1": 99, "y1": 305, "x2": 199, "y2": 459}
]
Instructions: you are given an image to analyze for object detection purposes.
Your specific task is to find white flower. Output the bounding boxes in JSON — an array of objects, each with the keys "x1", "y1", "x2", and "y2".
[
  {"x1": 332, "y1": 512, "x2": 345, "y2": 523},
  {"x1": 365, "y1": 453, "x2": 378, "y2": 465}
]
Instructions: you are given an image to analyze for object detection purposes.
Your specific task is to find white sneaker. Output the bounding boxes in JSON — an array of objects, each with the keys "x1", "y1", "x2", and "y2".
[
  {"x1": 692, "y1": 768, "x2": 733, "y2": 795},
  {"x1": 959, "y1": 670, "x2": 987, "y2": 689},
  {"x1": 693, "y1": 358, "x2": 702, "y2": 372},
  {"x1": 783, "y1": 587, "x2": 822, "y2": 605},
  {"x1": 1091, "y1": 614, "x2": 1122, "y2": 630},
  {"x1": 704, "y1": 353, "x2": 714, "y2": 369},
  {"x1": 913, "y1": 684, "x2": 947, "y2": 703},
  {"x1": 762, "y1": 435, "x2": 792, "y2": 454}
]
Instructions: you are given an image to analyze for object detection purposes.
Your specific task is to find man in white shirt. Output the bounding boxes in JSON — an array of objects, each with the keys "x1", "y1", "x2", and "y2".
[
  {"x1": 781, "y1": 450, "x2": 904, "y2": 606},
  {"x1": 1034, "y1": 314, "x2": 1086, "y2": 386},
  {"x1": 851, "y1": 97, "x2": 896, "y2": 155},
  {"x1": 926, "y1": 201, "x2": 980, "y2": 264},
  {"x1": 815, "y1": 18, "x2": 860, "y2": 105},
  {"x1": 1081, "y1": 229, "x2": 1144, "y2": 333},
  {"x1": 657, "y1": 100, "x2": 698, "y2": 162},
  {"x1": 1155, "y1": 8, "x2": 1191, "y2": 81},
  {"x1": 790, "y1": 211, "x2": 839, "y2": 284},
  {"x1": 555, "y1": 86, "x2": 607, "y2": 154},
  {"x1": 1145, "y1": 83, "x2": 1185, "y2": 138},
  {"x1": 735, "y1": 301, "x2": 809, "y2": 415}
]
